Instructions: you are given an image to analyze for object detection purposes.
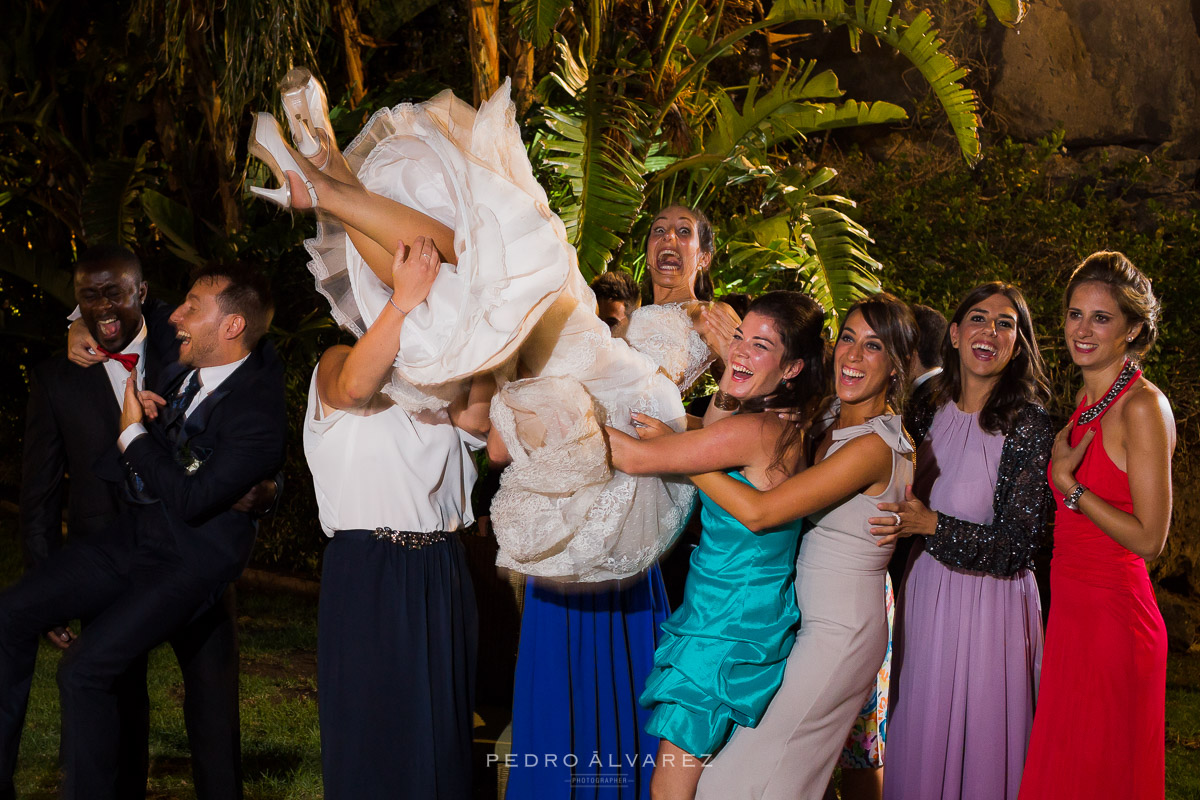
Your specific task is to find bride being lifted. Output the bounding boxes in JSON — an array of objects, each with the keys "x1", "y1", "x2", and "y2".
[{"x1": 249, "y1": 70, "x2": 737, "y2": 581}]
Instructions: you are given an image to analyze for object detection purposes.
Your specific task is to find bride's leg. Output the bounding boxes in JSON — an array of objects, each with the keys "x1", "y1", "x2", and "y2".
[
  {"x1": 257, "y1": 103, "x2": 456, "y2": 284},
  {"x1": 287, "y1": 166, "x2": 457, "y2": 286}
]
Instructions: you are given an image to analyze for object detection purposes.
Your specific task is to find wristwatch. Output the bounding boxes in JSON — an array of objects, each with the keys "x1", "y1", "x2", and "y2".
[
  {"x1": 712, "y1": 389, "x2": 740, "y2": 411},
  {"x1": 1063, "y1": 482, "x2": 1087, "y2": 512}
]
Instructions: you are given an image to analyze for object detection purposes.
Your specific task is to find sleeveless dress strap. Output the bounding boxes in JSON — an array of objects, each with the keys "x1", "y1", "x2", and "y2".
[{"x1": 828, "y1": 410, "x2": 914, "y2": 458}]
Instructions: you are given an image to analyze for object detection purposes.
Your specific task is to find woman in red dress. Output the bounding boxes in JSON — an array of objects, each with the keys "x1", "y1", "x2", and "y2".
[{"x1": 1019, "y1": 251, "x2": 1176, "y2": 799}]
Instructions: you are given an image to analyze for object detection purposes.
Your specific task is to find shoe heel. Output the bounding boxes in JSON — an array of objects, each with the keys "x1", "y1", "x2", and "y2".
[
  {"x1": 281, "y1": 87, "x2": 322, "y2": 158},
  {"x1": 279, "y1": 67, "x2": 333, "y2": 170},
  {"x1": 246, "y1": 112, "x2": 319, "y2": 209},
  {"x1": 249, "y1": 184, "x2": 291, "y2": 208}
]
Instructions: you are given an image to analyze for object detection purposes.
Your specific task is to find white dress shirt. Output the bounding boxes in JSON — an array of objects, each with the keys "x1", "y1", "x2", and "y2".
[{"x1": 101, "y1": 320, "x2": 148, "y2": 410}]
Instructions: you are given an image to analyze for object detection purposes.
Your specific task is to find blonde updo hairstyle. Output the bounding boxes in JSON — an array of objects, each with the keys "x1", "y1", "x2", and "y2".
[{"x1": 1064, "y1": 251, "x2": 1160, "y2": 357}]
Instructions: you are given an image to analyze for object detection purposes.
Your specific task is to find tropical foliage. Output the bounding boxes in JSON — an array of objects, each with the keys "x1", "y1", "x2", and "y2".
[
  {"x1": 0, "y1": 0, "x2": 1010, "y2": 570},
  {"x1": 509, "y1": 0, "x2": 999, "y2": 324}
]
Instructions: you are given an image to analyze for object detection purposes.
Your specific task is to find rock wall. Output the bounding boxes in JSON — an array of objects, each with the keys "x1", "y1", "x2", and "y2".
[{"x1": 989, "y1": 0, "x2": 1200, "y2": 156}]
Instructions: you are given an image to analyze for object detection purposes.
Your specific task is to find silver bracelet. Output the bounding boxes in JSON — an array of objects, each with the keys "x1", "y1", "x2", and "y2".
[
  {"x1": 1063, "y1": 482, "x2": 1087, "y2": 513},
  {"x1": 388, "y1": 296, "x2": 407, "y2": 315}
]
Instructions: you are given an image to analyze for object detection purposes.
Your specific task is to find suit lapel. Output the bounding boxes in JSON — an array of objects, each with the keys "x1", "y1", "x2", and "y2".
[
  {"x1": 154, "y1": 359, "x2": 188, "y2": 398},
  {"x1": 178, "y1": 347, "x2": 263, "y2": 443}
]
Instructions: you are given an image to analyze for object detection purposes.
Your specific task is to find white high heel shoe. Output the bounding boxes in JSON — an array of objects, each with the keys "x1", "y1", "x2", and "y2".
[
  {"x1": 247, "y1": 112, "x2": 320, "y2": 209},
  {"x1": 279, "y1": 67, "x2": 334, "y2": 168}
]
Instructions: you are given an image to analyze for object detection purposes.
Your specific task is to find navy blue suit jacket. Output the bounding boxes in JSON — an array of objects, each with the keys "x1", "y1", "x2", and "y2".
[{"x1": 116, "y1": 340, "x2": 287, "y2": 583}]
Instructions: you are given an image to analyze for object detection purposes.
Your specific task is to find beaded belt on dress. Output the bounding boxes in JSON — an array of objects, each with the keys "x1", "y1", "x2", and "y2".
[{"x1": 371, "y1": 527, "x2": 454, "y2": 549}]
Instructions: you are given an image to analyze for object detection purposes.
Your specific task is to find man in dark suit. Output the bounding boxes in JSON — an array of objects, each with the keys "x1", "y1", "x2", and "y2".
[
  {"x1": 0, "y1": 261, "x2": 286, "y2": 800},
  {"x1": 17, "y1": 247, "x2": 274, "y2": 800},
  {"x1": 18, "y1": 246, "x2": 171, "y2": 798},
  {"x1": 908, "y1": 303, "x2": 949, "y2": 407}
]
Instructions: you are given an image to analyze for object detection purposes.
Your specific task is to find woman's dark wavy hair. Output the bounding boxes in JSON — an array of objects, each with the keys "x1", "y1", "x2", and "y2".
[
  {"x1": 837, "y1": 292, "x2": 918, "y2": 412},
  {"x1": 644, "y1": 203, "x2": 715, "y2": 301},
  {"x1": 930, "y1": 282, "x2": 1050, "y2": 434},
  {"x1": 738, "y1": 291, "x2": 829, "y2": 475}
]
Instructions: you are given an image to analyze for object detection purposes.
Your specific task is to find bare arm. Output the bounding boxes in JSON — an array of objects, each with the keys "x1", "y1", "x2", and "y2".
[
  {"x1": 701, "y1": 358, "x2": 738, "y2": 428},
  {"x1": 608, "y1": 413, "x2": 777, "y2": 477},
  {"x1": 317, "y1": 237, "x2": 440, "y2": 412},
  {"x1": 1054, "y1": 387, "x2": 1175, "y2": 560},
  {"x1": 449, "y1": 373, "x2": 495, "y2": 441},
  {"x1": 690, "y1": 433, "x2": 894, "y2": 532}
]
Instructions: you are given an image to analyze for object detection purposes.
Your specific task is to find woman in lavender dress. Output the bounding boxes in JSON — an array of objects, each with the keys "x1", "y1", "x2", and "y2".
[{"x1": 870, "y1": 283, "x2": 1054, "y2": 800}]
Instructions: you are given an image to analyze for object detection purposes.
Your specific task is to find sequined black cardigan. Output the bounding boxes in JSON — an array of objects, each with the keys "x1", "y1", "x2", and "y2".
[{"x1": 905, "y1": 399, "x2": 1055, "y2": 577}]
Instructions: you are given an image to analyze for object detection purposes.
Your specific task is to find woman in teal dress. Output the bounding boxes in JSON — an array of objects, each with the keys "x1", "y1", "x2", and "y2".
[{"x1": 608, "y1": 291, "x2": 828, "y2": 800}]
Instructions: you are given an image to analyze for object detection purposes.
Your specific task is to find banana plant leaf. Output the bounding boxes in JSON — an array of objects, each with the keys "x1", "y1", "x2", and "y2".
[
  {"x1": 80, "y1": 143, "x2": 152, "y2": 248},
  {"x1": 141, "y1": 189, "x2": 205, "y2": 267}
]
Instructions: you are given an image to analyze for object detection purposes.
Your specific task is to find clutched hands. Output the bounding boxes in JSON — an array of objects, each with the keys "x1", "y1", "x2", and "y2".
[
  {"x1": 604, "y1": 413, "x2": 673, "y2": 473},
  {"x1": 119, "y1": 374, "x2": 166, "y2": 432},
  {"x1": 390, "y1": 236, "x2": 442, "y2": 315},
  {"x1": 232, "y1": 479, "x2": 278, "y2": 514},
  {"x1": 629, "y1": 412, "x2": 673, "y2": 440},
  {"x1": 45, "y1": 625, "x2": 75, "y2": 650}
]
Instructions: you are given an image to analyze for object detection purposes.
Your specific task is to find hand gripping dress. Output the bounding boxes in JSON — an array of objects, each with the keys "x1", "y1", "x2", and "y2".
[
  {"x1": 640, "y1": 471, "x2": 805, "y2": 758},
  {"x1": 303, "y1": 80, "x2": 696, "y2": 582},
  {"x1": 1018, "y1": 366, "x2": 1167, "y2": 800},
  {"x1": 695, "y1": 412, "x2": 914, "y2": 800}
]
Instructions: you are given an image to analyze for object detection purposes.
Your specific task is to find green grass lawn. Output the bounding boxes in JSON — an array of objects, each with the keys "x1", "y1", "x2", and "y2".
[
  {"x1": 12, "y1": 581, "x2": 324, "y2": 800},
  {"x1": 2, "y1": 521, "x2": 1198, "y2": 798}
]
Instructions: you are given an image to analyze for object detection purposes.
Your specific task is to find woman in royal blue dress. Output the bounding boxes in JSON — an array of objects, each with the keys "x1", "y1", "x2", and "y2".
[{"x1": 505, "y1": 205, "x2": 740, "y2": 800}]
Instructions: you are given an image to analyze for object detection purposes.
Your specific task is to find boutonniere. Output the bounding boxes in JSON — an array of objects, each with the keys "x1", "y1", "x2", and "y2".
[{"x1": 176, "y1": 443, "x2": 213, "y2": 475}]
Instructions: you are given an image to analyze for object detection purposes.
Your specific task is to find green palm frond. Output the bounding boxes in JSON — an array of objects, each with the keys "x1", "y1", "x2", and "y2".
[
  {"x1": 541, "y1": 105, "x2": 648, "y2": 280},
  {"x1": 537, "y1": 35, "x2": 650, "y2": 279},
  {"x1": 797, "y1": 204, "x2": 883, "y2": 322},
  {"x1": 654, "y1": 65, "x2": 906, "y2": 196},
  {"x1": 986, "y1": 0, "x2": 1027, "y2": 27},
  {"x1": 765, "y1": 0, "x2": 982, "y2": 162},
  {"x1": 507, "y1": 0, "x2": 574, "y2": 49},
  {"x1": 789, "y1": 97, "x2": 908, "y2": 134},
  {"x1": 722, "y1": 166, "x2": 881, "y2": 322},
  {"x1": 80, "y1": 143, "x2": 152, "y2": 248}
]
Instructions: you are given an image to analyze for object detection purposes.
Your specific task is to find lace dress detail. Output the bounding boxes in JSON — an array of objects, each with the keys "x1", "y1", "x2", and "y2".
[
  {"x1": 625, "y1": 303, "x2": 715, "y2": 391},
  {"x1": 304, "y1": 81, "x2": 701, "y2": 582}
]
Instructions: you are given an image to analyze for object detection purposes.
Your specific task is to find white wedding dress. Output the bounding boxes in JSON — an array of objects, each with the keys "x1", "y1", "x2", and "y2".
[{"x1": 305, "y1": 81, "x2": 712, "y2": 582}]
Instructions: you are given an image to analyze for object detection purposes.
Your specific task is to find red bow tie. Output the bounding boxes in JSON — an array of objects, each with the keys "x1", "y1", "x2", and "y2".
[{"x1": 97, "y1": 348, "x2": 140, "y2": 373}]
